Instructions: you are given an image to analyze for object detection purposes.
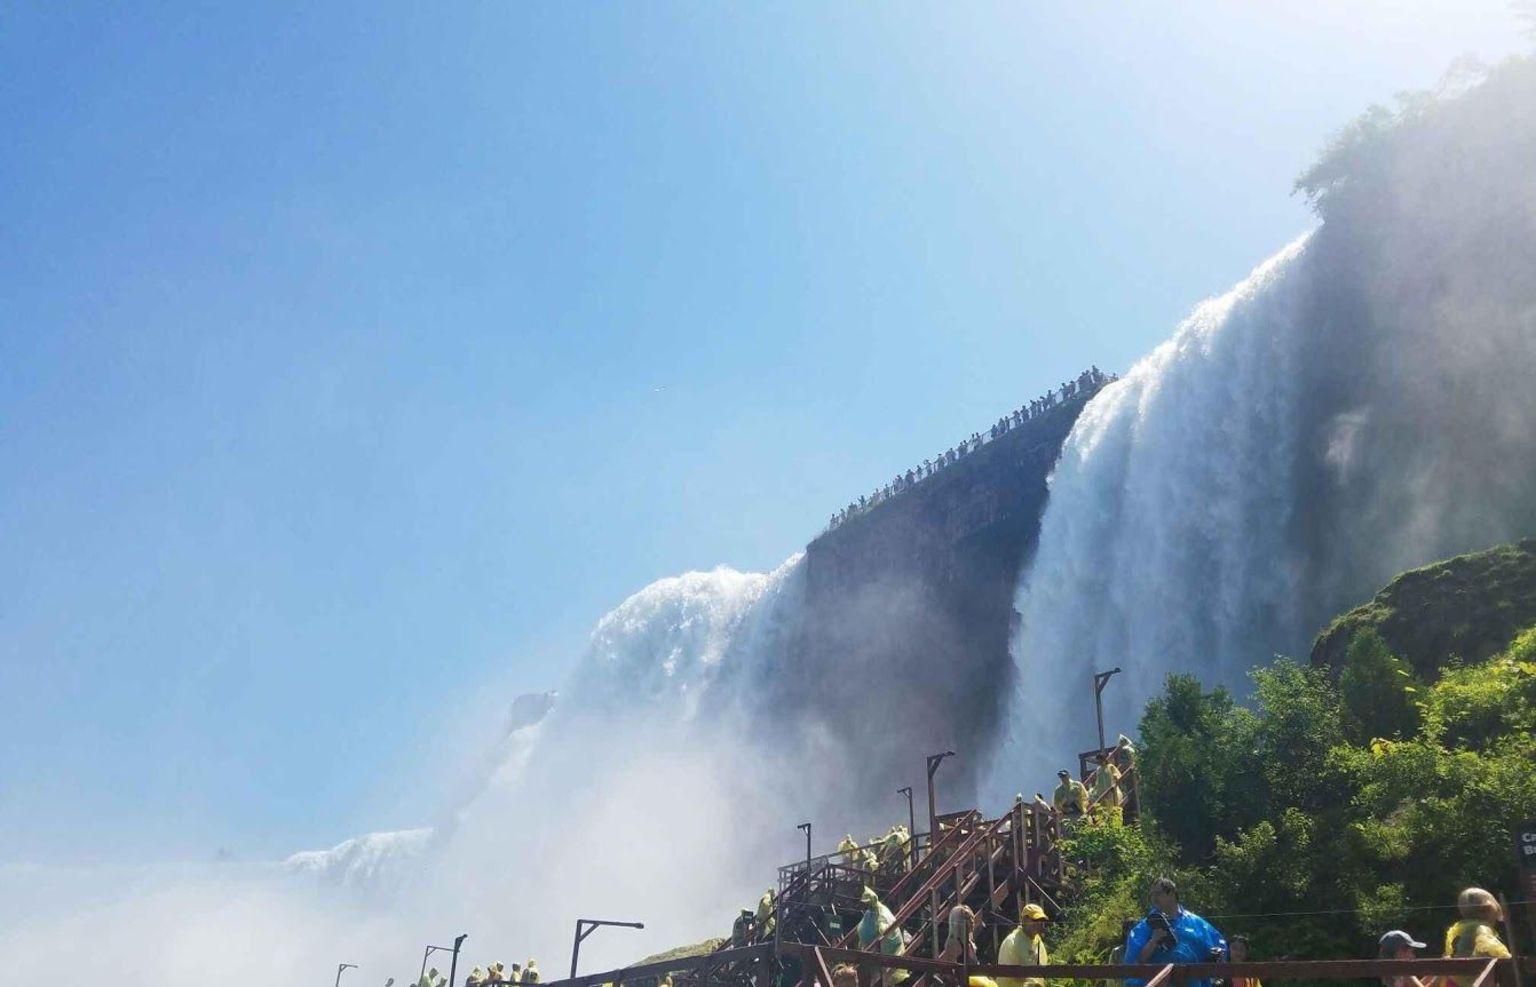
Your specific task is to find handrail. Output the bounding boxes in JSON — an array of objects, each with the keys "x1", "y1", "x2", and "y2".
[
  {"x1": 823, "y1": 813, "x2": 980, "y2": 951},
  {"x1": 811, "y1": 946, "x2": 838, "y2": 987},
  {"x1": 779, "y1": 833, "x2": 924, "y2": 890},
  {"x1": 1083, "y1": 764, "x2": 1133, "y2": 809},
  {"x1": 824, "y1": 369, "x2": 1115, "y2": 533},
  {"x1": 853, "y1": 813, "x2": 1013, "y2": 952},
  {"x1": 527, "y1": 944, "x2": 774, "y2": 987},
  {"x1": 877, "y1": 812, "x2": 980, "y2": 904},
  {"x1": 787, "y1": 945, "x2": 1512, "y2": 983},
  {"x1": 1470, "y1": 957, "x2": 1501, "y2": 987}
]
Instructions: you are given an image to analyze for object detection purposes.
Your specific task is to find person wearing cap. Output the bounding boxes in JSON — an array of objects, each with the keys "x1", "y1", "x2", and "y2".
[
  {"x1": 997, "y1": 902, "x2": 1050, "y2": 987},
  {"x1": 1124, "y1": 877, "x2": 1227, "y2": 987},
  {"x1": 733, "y1": 907, "x2": 754, "y2": 947},
  {"x1": 1378, "y1": 930, "x2": 1429, "y2": 987},
  {"x1": 1052, "y1": 770, "x2": 1089, "y2": 820},
  {"x1": 1443, "y1": 888, "x2": 1510, "y2": 963}
]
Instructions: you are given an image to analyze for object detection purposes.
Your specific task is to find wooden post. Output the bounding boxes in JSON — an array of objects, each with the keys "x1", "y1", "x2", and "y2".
[{"x1": 1499, "y1": 894, "x2": 1523, "y2": 987}]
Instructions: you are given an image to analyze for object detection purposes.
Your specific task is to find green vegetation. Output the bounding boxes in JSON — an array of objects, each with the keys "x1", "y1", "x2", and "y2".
[
  {"x1": 1293, "y1": 55, "x2": 1536, "y2": 221},
  {"x1": 630, "y1": 939, "x2": 727, "y2": 966},
  {"x1": 1312, "y1": 540, "x2": 1536, "y2": 678},
  {"x1": 1052, "y1": 629, "x2": 1536, "y2": 966}
]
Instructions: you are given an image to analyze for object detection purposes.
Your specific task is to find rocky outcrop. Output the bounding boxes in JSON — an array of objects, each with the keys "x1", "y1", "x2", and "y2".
[
  {"x1": 771, "y1": 392, "x2": 1094, "y2": 805},
  {"x1": 1310, "y1": 539, "x2": 1536, "y2": 677}
]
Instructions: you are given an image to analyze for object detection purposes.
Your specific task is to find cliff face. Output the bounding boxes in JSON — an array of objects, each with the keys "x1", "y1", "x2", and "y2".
[
  {"x1": 767, "y1": 393, "x2": 1093, "y2": 808},
  {"x1": 1310, "y1": 539, "x2": 1536, "y2": 677}
]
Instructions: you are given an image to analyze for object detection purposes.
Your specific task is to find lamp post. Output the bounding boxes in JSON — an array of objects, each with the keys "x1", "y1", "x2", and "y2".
[
  {"x1": 896, "y1": 787, "x2": 915, "y2": 867},
  {"x1": 420, "y1": 945, "x2": 454, "y2": 982},
  {"x1": 796, "y1": 822, "x2": 812, "y2": 871},
  {"x1": 571, "y1": 919, "x2": 644, "y2": 979},
  {"x1": 926, "y1": 750, "x2": 956, "y2": 845},
  {"x1": 336, "y1": 964, "x2": 358, "y2": 987},
  {"x1": 447, "y1": 934, "x2": 468, "y2": 987},
  {"x1": 1093, "y1": 667, "x2": 1121, "y2": 753}
]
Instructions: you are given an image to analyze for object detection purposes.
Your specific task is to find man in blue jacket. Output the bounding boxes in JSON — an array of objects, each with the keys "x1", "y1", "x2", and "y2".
[{"x1": 1125, "y1": 877, "x2": 1228, "y2": 987}]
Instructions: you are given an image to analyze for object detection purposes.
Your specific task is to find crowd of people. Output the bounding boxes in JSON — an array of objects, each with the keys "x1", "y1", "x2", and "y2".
[
  {"x1": 827, "y1": 367, "x2": 1115, "y2": 532},
  {"x1": 837, "y1": 877, "x2": 1514, "y2": 987},
  {"x1": 417, "y1": 958, "x2": 540, "y2": 987},
  {"x1": 1027, "y1": 733, "x2": 1136, "y2": 828},
  {"x1": 772, "y1": 729, "x2": 1518, "y2": 987}
]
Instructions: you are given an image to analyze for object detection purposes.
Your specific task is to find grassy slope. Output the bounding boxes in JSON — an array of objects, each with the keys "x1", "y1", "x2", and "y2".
[{"x1": 1310, "y1": 538, "x2": 1536, "y2": 676}]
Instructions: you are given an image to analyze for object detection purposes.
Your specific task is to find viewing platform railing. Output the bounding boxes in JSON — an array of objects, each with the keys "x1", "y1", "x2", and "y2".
[{"x1": 520, "y1": 943, "x2": 1525, "y2": 987}]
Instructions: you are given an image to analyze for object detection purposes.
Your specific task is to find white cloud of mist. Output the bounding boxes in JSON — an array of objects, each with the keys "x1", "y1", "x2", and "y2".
[{"x1": 0, "y1": 561, "x2": 811, "y2": 987}]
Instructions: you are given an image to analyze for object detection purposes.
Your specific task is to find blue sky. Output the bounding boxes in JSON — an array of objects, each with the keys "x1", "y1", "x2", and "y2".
[{"x1": 0, "y1": 2, "x2": 1525, "y2": 864}]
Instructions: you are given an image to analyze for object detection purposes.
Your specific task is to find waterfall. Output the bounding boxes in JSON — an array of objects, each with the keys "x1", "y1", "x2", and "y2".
[
  {"x1": 992, "y1": 58, "x2": 1536, "y2": 787},
  {"x1": 990, "y1": 238, "x2": 1314, "y2": 786}
]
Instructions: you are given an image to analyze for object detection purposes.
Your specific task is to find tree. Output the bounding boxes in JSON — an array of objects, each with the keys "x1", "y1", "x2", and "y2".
[
  {"x1": 1338, "y1": 629, "x2": 1419, "y2": 743},
  {"x1": 1138, "y1": 674, "x2": 1264, "y2": 861}
]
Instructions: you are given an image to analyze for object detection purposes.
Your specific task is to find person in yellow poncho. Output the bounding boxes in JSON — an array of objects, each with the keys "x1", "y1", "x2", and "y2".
[
  {"x1": 1052, "y1": 770, "x2": 1088, "y2": 820},
  {"x1": 1444, "y1": 888, "x2": 1510, "y2": 960},
  {"x1": 937, "y1": 904, "x2": 999, "y2": 987},
  {"x1": 756, "y1": 888, "x2": 777, "y2": 940},
  {"x1": 997, "y1": 903, "x2": 1049, "y2": 987},
  {"x1": 1090, "y1": 753, "x2": 1123, "y2": 825},
  {"x1": 857, "y1": 886, "x2": 911, "y2": 987}
]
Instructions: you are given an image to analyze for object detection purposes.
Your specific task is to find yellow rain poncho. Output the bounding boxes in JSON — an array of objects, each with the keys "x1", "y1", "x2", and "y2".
[
  {"x1": 1052, "y1": 776, "x2": 1088, "y2": 816},
  {"x1": 756, "y1": 889, "x2": 777, "y2": 938},
  {"x1": 1444, "y1": 919, "x2": 1510, "y2": 959},
  {"x1": 877, "y1": 825, "x2": 912, "y2": 873},
  {"x1": 1091, "y1": 762, "x2": 1122, "y2": 808},
  {"x1": 857, "y1": 887, "x2": 910, "y2": 984},
  {"x1": 997, "y1": 904, "x2": 1049, "y2": 987}
]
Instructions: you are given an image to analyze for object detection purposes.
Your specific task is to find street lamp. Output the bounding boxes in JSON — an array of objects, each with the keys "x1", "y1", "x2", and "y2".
[
  {"x1": 1093, "y1": 668, "x2": 1121, "y2": 753},
  {"x1": 926, "y1": 750, "x2": 956, "y2": 845},
  {"x1": 336, "y1": 963, "x2": 359, "y2": 987},
  {"x1": 571, "y1": 918, "x2": 644, "y2": 979},
  {"x1": 896, "y1": 787, "x2": 915, "y2": 867},
  {"x1": 420, "y1": 945, "x2": 454, "y2": 982},
  {"x1": 796, "y1": 821, "x2": 812, "y2": 871},
  {"x1": 447, "y1": 934, "x2": 468, "y2": 987}
]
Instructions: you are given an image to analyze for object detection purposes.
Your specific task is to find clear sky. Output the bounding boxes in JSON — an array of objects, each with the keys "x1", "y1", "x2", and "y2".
[{"x1": 0, "y1": 1, "x2": 1526, "y2": 865}]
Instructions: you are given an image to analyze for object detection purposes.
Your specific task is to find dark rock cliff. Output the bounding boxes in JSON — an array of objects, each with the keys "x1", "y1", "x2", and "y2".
[{"x1": 767, "y1": 391, "x2": 1095, "y2": 810}]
